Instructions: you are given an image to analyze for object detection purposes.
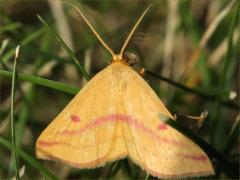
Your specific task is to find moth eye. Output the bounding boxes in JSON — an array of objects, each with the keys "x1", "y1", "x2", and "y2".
[
  {"x1": 123, "y1": 52, "x2": 139, "y2": 66},
  {"x1": 70, "y1": 115, "x2": 81, "y2": 123}
]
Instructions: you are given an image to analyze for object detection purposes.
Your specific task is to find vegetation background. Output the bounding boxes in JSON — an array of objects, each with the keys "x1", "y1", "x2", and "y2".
[{"x1": 0, "y1": 0, "x2": 239, "y2": 179}]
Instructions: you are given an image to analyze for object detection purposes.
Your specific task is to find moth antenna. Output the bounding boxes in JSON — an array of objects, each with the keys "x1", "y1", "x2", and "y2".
[
  {"x1": 65, "y1": 0, "x2": 116, "y2": 58},
  {"x1": 119, "y1": 4, "x2": 152, "y2": 57}
]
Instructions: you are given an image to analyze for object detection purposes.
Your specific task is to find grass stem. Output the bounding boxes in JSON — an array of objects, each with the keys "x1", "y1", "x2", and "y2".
[{"x1": 10, "y1": 46, "x2": 20, "y2": 179}]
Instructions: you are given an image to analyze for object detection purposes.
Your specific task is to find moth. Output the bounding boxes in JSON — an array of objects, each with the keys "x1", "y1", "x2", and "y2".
[{"x1": 36, "y1": 2, "x2": 214, "y2": 178}]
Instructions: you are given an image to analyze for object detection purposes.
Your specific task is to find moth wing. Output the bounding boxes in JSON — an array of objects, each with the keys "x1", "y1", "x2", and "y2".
[
  {"x1": 119, "y1": 65, "x2": 214, "y2": 178},
  {"x1": 36, "y1": 65, "x2": 127, "y2": 168}
]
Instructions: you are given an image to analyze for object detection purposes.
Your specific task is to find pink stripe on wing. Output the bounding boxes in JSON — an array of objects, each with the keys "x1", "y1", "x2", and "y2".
[
  {"x1": 70, "y1": 115, "x2": 81, "y2": 122},
  {"x1": 57, "y1": 114, "x2": 187, "y2": 147},
  {"x1": 178, "y1": 153, "x2": 208, "y2": 162},
  {"x1": 158, "y1": 123, "x2": 167, "y2": 130},
  {"x1": 38, "y1": 140, "x2": 70, "y2": 147}
]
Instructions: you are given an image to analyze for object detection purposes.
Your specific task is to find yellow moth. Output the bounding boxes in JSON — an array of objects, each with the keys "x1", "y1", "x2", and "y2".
[{"x1": 36, "y1": 3, "x2": 214, "y2": 178}]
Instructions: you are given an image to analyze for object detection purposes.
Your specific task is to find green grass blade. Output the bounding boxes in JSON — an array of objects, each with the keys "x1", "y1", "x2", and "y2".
[
  {"x1": 220, "y1": 2, "x2": 239, "y2": 87},
  {"x1": 106, "y1": 162, "x2": 122, "y2": 179},
  {"x1": 37, "y1": 14, "x2": 90, "y2": 80},
  {"x1": 160, "y1": 117, "x2": 238, "y2": 178},
  {"x1": 146, "y1": 70, "x2": 238, "y2": 110},
  {"x1": 2, "y1": 28, "x2": 45, "y2": 63},
  {"x1": 223, "y1": 116, "x2": 240, "y2": 155},
  {"x1": 0, "y1": 39, "x2": 10, "y2": 69},
  {"x1": 144, "y1": 173, "x2": 149, "y2": 180},
  {"x1": 210, "y1": 1, "x2": 239, "y2": 144},
  {"x1": 0, "y1": 39, "x2": 9, "y2": 56},
  {"x1": 0, "y1": 70, "x2": 79, "y2": 94},
  {"x1": 10, "y1": 46, "x2": 20, "y2": 179},
  {"x1": 0, "y1": 22, "x2": 22, "y2": 33},
  {"x1": 0, "y1": 137, "x2": 58, "y2": 180}
]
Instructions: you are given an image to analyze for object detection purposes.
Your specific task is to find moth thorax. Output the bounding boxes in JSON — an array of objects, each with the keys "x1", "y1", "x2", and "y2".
[{"x1": 113, "y1": 54, "x2": 123, "y2": 62}]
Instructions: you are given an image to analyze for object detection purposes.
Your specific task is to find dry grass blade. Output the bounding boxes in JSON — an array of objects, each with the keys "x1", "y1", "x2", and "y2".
[
  {"x1": 181, "y1": 0, "x2": 237, "y2": 80},
  {"x1": 48, "y1": 0, "x2": 80, "y2": 82},
  {"x1": 199, "y1": 0, "x2": 237, "y2": 48},
  {"x1": 49, "y1": 0, "x2": 74, "y2": 51},
  {"x1": 163, "y1": 0, "x2": 179, "y2": 79},
  {"x1": 209, "y1": 29, "x2": 239, "y2": 67}
]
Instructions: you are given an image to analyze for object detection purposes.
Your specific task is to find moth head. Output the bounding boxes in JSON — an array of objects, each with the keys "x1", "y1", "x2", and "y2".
[
  {"x1": 70, "y1": 1, "x2": 152, "y2": 64},
  {"x1": 123, "y1": 52, "x2": 139, "y2": 66}
]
